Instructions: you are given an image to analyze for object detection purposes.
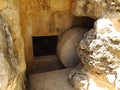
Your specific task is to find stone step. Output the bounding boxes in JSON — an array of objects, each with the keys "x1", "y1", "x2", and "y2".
[
  {"x1": 28, "y1": 68, "x2": 75, "y2": 90},
  {"x1": 30, "y1": 55, "x2": 64, "y2": 74}
]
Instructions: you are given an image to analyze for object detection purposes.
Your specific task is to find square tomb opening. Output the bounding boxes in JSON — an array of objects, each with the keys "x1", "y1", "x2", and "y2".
[{"x1": 32, "y1": 36, "x2": 58, "y2": 57}]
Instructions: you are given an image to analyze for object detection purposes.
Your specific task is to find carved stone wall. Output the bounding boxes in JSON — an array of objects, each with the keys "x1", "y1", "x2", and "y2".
[{"x1": 17, "y1": 0, "x2": 74, "y2": 70}]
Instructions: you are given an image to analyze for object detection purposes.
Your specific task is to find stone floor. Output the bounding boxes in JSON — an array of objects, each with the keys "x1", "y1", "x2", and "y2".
[
  {"x1": 30, "y1": 55, "x2": 64, "y2": 74},
  {"x1": 28, "y1": 68, "x2": 75, "y2": 90},
  {"x1": 27, "y1": 55, "x2": 75, "y2": 90}
]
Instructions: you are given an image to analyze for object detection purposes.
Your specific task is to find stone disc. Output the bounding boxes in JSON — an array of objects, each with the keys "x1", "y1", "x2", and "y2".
[{"x1": 57, "y1": 27, "x2": 88, "y2": 67}]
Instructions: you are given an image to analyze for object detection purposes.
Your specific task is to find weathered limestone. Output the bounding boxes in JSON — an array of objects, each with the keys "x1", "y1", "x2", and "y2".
[
  {"x1": 72, "y1": 0, "x2": 120, "y2": 18},
  {"x1": 69, "y1": 1, "x2": 120, "y2": 90},
  {"x1": 0, "y1": 0, "x2": 26, "y2": 90},
  {"x1": 69, "y1": 18, "x2": 120, "y2": 90}
]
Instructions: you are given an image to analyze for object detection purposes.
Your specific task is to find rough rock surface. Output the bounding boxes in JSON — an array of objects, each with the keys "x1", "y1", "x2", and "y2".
[
  {"x1": 0, "y1": 15, "x2": 25, "y2": 90},
  {"x1": 72, "y1": 0, "x2": 120, "y2": 18},
  {"x1": 69, "y1": 18, "x2": 120, "y2": 90},
  {"x1": 0, "y1": 0, "x2": 26, "y2": 90}
]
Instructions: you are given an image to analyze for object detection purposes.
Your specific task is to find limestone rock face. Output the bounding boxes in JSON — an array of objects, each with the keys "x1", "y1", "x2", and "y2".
[
  {"x1": 73, "y1": 0, "x2": 120, "y2": 18},
  {"x1": 69, "y1": 18, "x2": 120, "y2": 90},
  {"x1": 0, "y1": 15, "x2": 25, "y2": 90},
  {"x1": 0, "y1": 0, "x2": 26, "y2": 90}
]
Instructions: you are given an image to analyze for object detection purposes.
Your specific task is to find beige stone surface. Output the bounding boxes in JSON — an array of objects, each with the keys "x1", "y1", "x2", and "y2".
[
  {"x1": 17, "y1": 0, "x2": 74, "y2": 70},
  {"x1": 18, "y1": 0, "x2": 120, "y2": 70},
  {"x1": 0, "y1": 0, "x2": 26, "y2": 90},
  {"x1": 57, "y1": 27, "x2": 89, "y2": 68},
  {"x1": 72, "y1": 0, "x2": 120, "y2": 19},
  {"x1": 29, "y1": 68, "x2": 75, "y2": 90},
  {"x1": 69, "y1": 18, "x2": 120, "y2": 90}
]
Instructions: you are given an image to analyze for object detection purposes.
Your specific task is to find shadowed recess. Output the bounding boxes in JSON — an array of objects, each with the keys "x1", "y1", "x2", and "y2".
[
  {"x1": 32, "y1": 36, "x2": 58, "y2": 57},
  {"x1": 72, "y1": 16, "x2": 96, "y2": 29}
]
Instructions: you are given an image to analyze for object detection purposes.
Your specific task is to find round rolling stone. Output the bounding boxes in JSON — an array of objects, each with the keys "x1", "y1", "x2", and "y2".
[{"x1": 57, "y1": 27, "x2": 88, "y2": 68}]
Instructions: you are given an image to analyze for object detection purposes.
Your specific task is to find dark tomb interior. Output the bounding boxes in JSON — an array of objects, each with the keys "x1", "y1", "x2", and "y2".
[{"x1": 32, "y1": 36, "x2": 58, "y2": 57}]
